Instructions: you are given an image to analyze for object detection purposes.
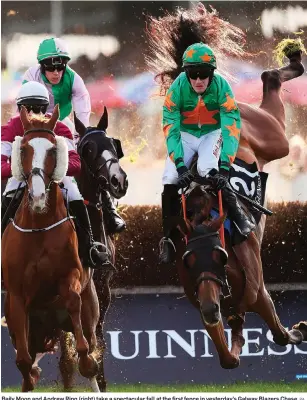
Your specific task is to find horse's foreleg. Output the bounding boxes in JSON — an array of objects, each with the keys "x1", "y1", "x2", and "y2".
[
  {"x1": 9, "y1": 294, "x2": 34, "y2": 392},
  {"x1": 59, "y1": 270, "x2": 96, "y2": 378},
  {"x1": 96, "y1": 273, "x2": 112, "y2": 346},
  {"x1": 227, "y1": 313, "x2": 246, "y2": 360},
  {"x1": 250, "y1": 287, "x2": 303, "y2": 346},
  {"x1": 79, "y1": 280, "x2": 100, "y2": 386},
  {"x1": 59, "y1": 332, "x2": 77, "y2": 392},
  {"x1": 204, "y1": 320, "x2": 240, "y2": 369}
]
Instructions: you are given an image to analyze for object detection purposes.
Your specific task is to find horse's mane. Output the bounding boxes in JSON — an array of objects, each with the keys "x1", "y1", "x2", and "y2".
[{"x1": 145, "y1": 2, "x2": 251, "y2": 94}]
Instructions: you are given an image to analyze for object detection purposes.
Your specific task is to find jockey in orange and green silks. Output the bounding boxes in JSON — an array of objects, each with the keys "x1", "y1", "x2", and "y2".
[
  {"x1": 163, "y1": 42, "x2": 240, "y2": 174},
  {"x1": 159, "y1": 43, "x2": 255, "y2": 264}
]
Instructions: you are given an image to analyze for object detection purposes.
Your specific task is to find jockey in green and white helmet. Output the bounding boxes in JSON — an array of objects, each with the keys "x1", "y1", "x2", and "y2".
[{"x1": 22, "y1": 37, "x2": 91, "y2": 138}]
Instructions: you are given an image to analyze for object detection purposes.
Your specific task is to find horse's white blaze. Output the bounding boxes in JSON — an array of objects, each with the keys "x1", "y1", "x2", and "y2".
[
  {"x1": 89, "y1": 377, "x2": 100, "y2": 392},
  {"x1": 102, "y1": 149, "x2": 122, "y2": 185},
  {"x1": 29, "y1": 138, "x2": 53, "y2": 210}
]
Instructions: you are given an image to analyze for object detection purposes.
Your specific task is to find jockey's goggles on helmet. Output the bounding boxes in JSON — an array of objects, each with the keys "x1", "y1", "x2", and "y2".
[
  {"x1": 185, "y1": 66, "x2": 214, "y2": 80},
  {"x1": 44, "y1": 64, "x2": 66, "y2": 72},
  {"x1": 18, "y1": 104, "x2": 48, "y2": 114},
  {"x1": 17, "y1": 98, "x2": 49, "y2": 114},
  {"x1": 42, "y1": 57, "x2": 67, "y2": 72}
]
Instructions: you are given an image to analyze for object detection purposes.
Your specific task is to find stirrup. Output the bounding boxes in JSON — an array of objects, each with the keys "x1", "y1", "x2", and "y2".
[
  {"x1": 159, "y1": 237, "x2": 176, "y2": 264},
  {"x1": 159, "y1": 237, "x2": 176, "y2": 253},
  {"x1": 89, "y1": 241, "x2": 112, "y2": 266}
]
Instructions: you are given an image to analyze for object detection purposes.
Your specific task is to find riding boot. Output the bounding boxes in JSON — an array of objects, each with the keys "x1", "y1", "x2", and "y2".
[
  {"x1": 69, "y1": 200, "x2": 115, "y2": 271},
  {"x1": 1, "y1": 193, "x2": 23, "y2": 237},
  {"x1": 159, "y1": 184, "x2": 181, "y2": 264},
  {"x1": 221, "y1": 182, "x2": 255, "y2": 238},
  {"x1": 100, "y1": 190, "x2": 126, "y2": 234}
]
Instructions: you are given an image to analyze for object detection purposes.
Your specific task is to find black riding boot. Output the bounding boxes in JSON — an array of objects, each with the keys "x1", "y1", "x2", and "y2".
[
  {"x1": 101, "y1": 190, "x2": 126, "y2": 234},
  {"x1": 159, "y1": 184, "x2": 181, "y2": 264},
  {"x1": 1, "y1": 193, "x2": 23, "y2": 236},
  {"x1": 69, "y1": 200, "x2": 115, "y2": 271},
  {"x1": 221, "y1": 182, "x2": 255, "y2": 238}
]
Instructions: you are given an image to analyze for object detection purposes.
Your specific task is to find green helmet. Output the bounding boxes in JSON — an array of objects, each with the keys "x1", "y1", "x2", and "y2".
[
  {"x1": 37, "y1": 38, "x2": 70, "y2": 63},
  {"x1": 182, "y1": 43, "x2": 216, "y2": 69}
]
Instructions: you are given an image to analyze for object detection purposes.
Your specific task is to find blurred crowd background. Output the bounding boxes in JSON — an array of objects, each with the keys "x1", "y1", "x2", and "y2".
[{"x1": 2, "y1": 1, "x2": 307, "y2": 204}]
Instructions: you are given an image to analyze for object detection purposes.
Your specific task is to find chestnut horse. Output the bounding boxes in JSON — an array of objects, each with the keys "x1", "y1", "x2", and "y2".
[
  {"x1": 2, "y1": 106, "x2": 101, "y2": 391},
  {"x1": 58, "y1": 107, "x2": 128, "y2": 392},
  {"x1": 146, "y1": 3, "x2": 305, "y2": 368}
]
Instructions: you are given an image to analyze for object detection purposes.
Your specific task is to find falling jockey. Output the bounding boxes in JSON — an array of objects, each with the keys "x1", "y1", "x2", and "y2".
[{"x1": 159, "y1": 43, "x2": 255, "y2": 263}]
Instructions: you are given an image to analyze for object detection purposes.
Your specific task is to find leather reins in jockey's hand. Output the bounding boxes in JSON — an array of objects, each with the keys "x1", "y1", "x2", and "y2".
[
  {"x1": 181, "y1": 189, "x2": 188, "y2": 245},
  {"x1": 218, "y1": 190, "x2": 225, "y2": 248},
  {"x1": 193, "y1": 176, "x2": 273, "y2": 216}
]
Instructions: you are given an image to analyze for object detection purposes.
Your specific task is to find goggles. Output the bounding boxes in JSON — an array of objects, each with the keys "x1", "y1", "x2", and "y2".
[
  {"x1": 19, "y1": 104, "x2": 48, "y2": 114},
  {"x1": 44, "y1": 64, "x2": 66, "y2": 72},
  {"x1": 185, "y1": 66, "x2": 213, "y2": 80}
]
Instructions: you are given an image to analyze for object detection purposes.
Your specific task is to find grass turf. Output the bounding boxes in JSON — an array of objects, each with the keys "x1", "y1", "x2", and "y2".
[{"x1": 2, "y1": 382, "x2": 307, "y2": 392}]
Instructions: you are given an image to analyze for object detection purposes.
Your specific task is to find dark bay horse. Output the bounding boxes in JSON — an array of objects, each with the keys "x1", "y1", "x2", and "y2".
[
  {"x1": 178, "y1": 183, "x2": 304, "y2": 369},
  {"x1": 2, "y1": 106, "x2": 101, "y2": 391},
  {"x1": 146, "y1": 2, "x2": 306, "y2": 368},
  {"x1": 58, "y1": 107, "x2": 128, "y2": 391}
]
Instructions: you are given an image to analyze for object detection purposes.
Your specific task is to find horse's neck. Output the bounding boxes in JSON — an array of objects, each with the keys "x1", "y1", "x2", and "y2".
[
  {"x1": 79, "y1": 162, "x2": 98, "y2": 203},
  {"x1": 17, "y1": 184, "x2": 67, "y2": 229},
  {"x1": 78, "y1": 167, "x2": 105, "y2": 243}
]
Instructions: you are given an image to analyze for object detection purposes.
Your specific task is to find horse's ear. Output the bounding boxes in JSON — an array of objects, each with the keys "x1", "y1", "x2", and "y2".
[
  {"x1": 97, "y1": 106, "x2": 108, "y2": 131},
  {"x1": 20, "y1": 106, "x2": 31, "y2": 132},
  {"x1": 46, "y1": 104, "x2": 59, "y2": 131},
  {"x1": 74, "y1": 112, "x2": 86, "y2": 137},
  {"x1": 208, "y1": 214, "x2": 226, "y2": 232}
]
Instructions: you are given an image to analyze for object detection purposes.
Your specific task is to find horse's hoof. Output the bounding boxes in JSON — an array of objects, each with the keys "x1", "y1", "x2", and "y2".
[
  {"x1": 22, "y1": 378, "x2": 35, "y2": 392},
  {"x1": 79, "y1": 355, "x2": 99, "y2": 378},
  {"x1": 31, "y1": 366, "x2": 42, "y2": 385},
  {"x1": 220, "y1": 355, "x2": 240, "y2": 369},
  {"x1": 288, "y1": 329, "x2": 304, "y2": 344},
  {"x1": 273, "y1": 333, "x2": 290, "y2": 346}
]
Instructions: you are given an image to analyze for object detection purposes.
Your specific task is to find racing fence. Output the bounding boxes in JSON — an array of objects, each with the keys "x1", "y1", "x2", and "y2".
[{"x1": 97, "y1": 202, "x2": 307, "y2": 291}]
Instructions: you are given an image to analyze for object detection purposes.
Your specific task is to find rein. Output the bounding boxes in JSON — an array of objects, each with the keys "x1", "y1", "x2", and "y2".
[{"x1": 11, "y1": 216, "x2": 74, "y2": 233}]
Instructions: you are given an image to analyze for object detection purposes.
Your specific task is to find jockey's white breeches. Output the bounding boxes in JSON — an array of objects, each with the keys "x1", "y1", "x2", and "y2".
[
  {"x1": 3, "y1": 176, "x2": 83, "y2": 201},
  {"x1": 162, "y1": 129, "x2": 222, "y2": 185}
]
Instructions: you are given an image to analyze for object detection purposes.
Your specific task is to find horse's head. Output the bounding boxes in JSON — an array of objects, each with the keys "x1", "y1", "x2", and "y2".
[
  {"x1": 183, "y1": 185, "x2": 228, "y2": 326},
  {"x1": 75, "y1": 107, "x2": 128, "y2": 199},
  {"x1": 11, "y1": 105, "x2": 68, "y2": 213}
]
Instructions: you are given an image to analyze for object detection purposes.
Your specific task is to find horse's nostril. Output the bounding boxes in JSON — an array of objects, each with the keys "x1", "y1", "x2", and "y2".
[
  {"x1": 111, "y1": 176, "x2": 119, "y2": 188},
  {"x1": 124, "y1": 179, "x2": 128, "y2": 189}
]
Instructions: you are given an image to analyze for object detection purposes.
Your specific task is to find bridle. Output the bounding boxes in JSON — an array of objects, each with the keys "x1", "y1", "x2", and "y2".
[
  {"x1": 22, "y1": 128, "x2": 56, "y2": 193},
  {"x1": 77, "y1": 130, "x2": 118, "y2": 187},
  {"x1": 11, "y1": 127, "x2": 75, "y2": 233}
]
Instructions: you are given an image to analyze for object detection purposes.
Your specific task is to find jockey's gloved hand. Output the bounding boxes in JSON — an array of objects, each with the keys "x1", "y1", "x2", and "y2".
[
  {"x1": 177, "y1": 166, "x2": 194, "y2": 188},
  {"x1": 212, "y1": 169, "x2": 230, "y2": 191}
]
